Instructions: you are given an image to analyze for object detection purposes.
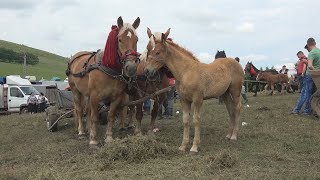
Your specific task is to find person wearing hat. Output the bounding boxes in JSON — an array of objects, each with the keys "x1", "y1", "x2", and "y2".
[
  {"x1": 305, "y1": 38, "x2": 320, "y2": 70},
  {"x1": 291, "y1": 38, "x2": 320, "y2": 115}
]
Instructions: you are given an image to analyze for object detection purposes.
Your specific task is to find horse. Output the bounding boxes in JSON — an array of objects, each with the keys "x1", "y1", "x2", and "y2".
[
  {"x1": 244, "y1": 62, "x2": 278, "y2": 96},
  {"x1": 127, "y1": 59, "x2": 170, "y2": 134},
  {"x1": 143, "y1": 28, "x2": 244, "y2": 153},
  {"x1": 67, "y1": 16, "x2": 141, "y2": 145},
  {"x1": 256, "y1": 71, "x2": 289, "y2": 95}
]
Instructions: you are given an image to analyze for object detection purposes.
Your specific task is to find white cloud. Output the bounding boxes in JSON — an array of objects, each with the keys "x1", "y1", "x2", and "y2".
[
  {"x1": 236, "y1": 22, "x2": 254, "y2": 33},
  {"x1": 240, "y1": 54, "x2": 268, "y2": 62},
  {"x1": 197, "y1": 52, "x2": 215, "y2": 64}
]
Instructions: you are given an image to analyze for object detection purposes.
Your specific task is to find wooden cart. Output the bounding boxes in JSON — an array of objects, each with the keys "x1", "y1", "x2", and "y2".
[{"x1": 309, "y1": 70, "x2": 320, "y2": 118}]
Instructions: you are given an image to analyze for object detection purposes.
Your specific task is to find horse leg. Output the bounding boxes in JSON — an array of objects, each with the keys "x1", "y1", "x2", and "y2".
[
  {"x1": 134, "y1": 103, "x2": 143, "y2": 135},
  {"x1": 270, "y1": 84, "x2": 275, "y2": 95},
  {"x1": 190, "y1": 99, "x2": 203, "y2": 153},
  {"x1": 224, "y1": 91, "x2": 241, "y2": 140},
  {"x1": 127, "y1": 105, "x2": 135, "y2": 129},
  {"x1": 118, "y1": 105, "x2": 128, "y2": 131},
  {"x1": 73, "y1": 90, "x2": 86, "y2": 136},
  {"x1": 223, "y1": 93, "x2": 233, "y2": 139},
  {"x1": 179, "y1": 99, "x2": 192, "y2": 152},
  {"x1": 105, "y1": 96, "x2": 122, "y2": 143},
  {"x1": 89, "y1": 95, "x2": 99, "y2": 145},
  {"x1": 148, "y1": 95, "x2": 164, "y2": 133}
]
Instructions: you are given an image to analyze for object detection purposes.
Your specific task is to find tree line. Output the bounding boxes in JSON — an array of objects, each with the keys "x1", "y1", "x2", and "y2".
[{"x1": 0, "y1": 47, "x2": 39, "y2": 65}]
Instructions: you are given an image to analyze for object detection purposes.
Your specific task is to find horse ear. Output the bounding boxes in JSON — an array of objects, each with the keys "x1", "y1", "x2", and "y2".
[
  {"x1": 164, "y1": 28, "x2": 171, "y2": 39},
  {"x1": 117, "y1": 16, "x2": 124, "y2": 29},
  {"x1": 147, "y1": 27, "x2": 152, "y2": 38},
  {"x1": 161, "y1": 33, "x2": 166, "y2": 42},
  {"x1": 132, "y1": 17, "x2": 140, "y2": 29}
]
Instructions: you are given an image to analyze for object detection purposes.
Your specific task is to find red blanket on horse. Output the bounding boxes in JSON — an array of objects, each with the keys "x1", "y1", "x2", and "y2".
[{"x1": 102, "y1": 25, "x2": 121, "y2": 72}]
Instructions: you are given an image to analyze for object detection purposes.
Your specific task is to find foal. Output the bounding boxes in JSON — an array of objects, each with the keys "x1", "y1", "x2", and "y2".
[{"x1": 144, "y1": 28, "x2": 244, "y2": 153}]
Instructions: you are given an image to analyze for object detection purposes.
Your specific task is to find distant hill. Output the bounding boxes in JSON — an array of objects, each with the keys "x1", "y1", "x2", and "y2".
[{"x1": 0, "y1": 39, "x2": 69, "y2": 80}]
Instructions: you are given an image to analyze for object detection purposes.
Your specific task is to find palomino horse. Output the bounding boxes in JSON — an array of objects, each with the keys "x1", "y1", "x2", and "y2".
[
  {"x1": 144, "y1": 28, "x2": 244, "y2": 153},
  {"x1": 67, "y1": 16, "x2": 140, "y2": 145},
  {"x1": 256, "y1": 71, "x2": 289, "y2": 95},
  {"x1": 127, "y1": 59, "x2": 170, "y2": 134}
]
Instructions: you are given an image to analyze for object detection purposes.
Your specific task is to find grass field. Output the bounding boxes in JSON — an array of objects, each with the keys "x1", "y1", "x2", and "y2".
[
  {"x1": 0, "y1": 40, "x2": 68, "y2": 80},
  {"x1": 1, "y1": 93, "x2": 320, "y2": 179}
]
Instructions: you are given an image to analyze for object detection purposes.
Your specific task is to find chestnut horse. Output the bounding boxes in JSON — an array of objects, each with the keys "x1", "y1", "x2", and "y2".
[
  {"x1": 144, "y1": 28, "x2": 244, "y2": 153},
  {"x1": 256, "y1": 71, "x2": 289, "y2": 95},
  {"x1": 127, "y1": 59, "x2": 170, "y2": 134},
  {"x1": 67, "y1": 16, "x2": 140, "y2": 145}
]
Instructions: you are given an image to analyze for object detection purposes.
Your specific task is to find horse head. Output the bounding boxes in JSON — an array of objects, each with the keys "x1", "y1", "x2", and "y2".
[
  {"x1": 245, "y1": 62, "x2": 252, "y2": 73},
  {"x1": 117, "y1": 16, "x2": 140, "y2": 77},
  {"x1": 215, "y1": 50, "x2": 226, "y2": 59},
  {"x1": 142, "y1": 27, "x2": 171, "y2": 79}
]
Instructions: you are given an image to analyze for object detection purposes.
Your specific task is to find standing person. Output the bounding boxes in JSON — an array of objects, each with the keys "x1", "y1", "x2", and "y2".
[
  {"x1": 291, "y1": 38, "x2": 320, "y2": 115},
  {"x1": 279, "y1": 65, "x2": 287, "y2": 74},
  {"x1": 143, "y1": 99, "x2": 151, "y2": 115},
  {"x1": 296, "y1": 51, "x2": 308, "y2": 91},
  {"x1": 38, "y1": 92, "x2": 47, "y2": 112},
  {"x1": 27, "y1": 92, "x2": 38, "y2": 114},
  {"x1": 165, "y1": 78, "x2": 175, "y2": 119}
]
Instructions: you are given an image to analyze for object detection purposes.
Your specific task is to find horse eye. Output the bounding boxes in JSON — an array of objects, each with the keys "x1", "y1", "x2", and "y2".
[{"x1": 119, "y1": 39, "x2": 122, "y2": 43}]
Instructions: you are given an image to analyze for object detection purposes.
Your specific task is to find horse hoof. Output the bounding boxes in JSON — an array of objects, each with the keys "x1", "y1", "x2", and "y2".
[
  {"x1": 178, "y1": 146, "x2": 186, "y2": 152},
  {"x1": 226, "y1": 134, "x2": 232, "y2": 139},
  {"x1": 230, "y1": 135, "x2": 237, "y2": 140},
  {"x1": 78, "y1": 133, "x2": 87, "y2": 140},
  {"x1": 105, "y1": 137, "x2": 113, "y2": 143},
  {"x1": 89, "y1": 140, "x2": 99, "y2": 147}
]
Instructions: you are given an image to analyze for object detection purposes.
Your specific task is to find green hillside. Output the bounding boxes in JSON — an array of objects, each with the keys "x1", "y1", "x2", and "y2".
[{"x1": 0, "y1": 40, "x2": 68, "y2": 80}]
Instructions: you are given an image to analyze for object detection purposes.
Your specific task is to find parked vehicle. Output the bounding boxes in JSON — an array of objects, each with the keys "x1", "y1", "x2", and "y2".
[{"x1": 0, "y1": 75, "x2": 40, "y2": 114}]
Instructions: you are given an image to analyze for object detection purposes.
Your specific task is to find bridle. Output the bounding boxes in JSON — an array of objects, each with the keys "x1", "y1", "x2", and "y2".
[{"x1": 118, "y1": 49, "x2": 141, "y2": 65}]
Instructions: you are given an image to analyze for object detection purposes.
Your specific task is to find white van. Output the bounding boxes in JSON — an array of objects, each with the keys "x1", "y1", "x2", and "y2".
[{"x1": 0, "y1": 84, "x2": 40, "y2": 113}]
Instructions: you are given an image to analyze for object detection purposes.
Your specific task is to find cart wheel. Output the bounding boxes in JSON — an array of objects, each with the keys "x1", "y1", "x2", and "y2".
[
  {"x1": 311, "y1": 89, "x2": 320, "y2": 118},
  {"x1": 46, "y1": 106, "x2": 59, "y2": 132}
]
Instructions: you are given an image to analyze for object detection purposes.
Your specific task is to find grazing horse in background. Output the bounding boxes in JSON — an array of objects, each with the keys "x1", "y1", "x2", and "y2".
[
  {"x1": 256, "y1": 71, "x2": 289, "y2": 95},
  {"x1": 67, "y1": 16, "x2": 141, "y2": 145},
  {"x1": 144, "y1": 28, "x2": 244, "y2": 153}
]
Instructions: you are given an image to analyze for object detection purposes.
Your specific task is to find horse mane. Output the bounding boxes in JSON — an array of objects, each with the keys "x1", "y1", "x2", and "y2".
[
  {"x1": 166, "y1": 41, "x2": 199, "y2": 61},
  {"x1": 118, "y1": 23, "x2": 137, "y2": 37}
]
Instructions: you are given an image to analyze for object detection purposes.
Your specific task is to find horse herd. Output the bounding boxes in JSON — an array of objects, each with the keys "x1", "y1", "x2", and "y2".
[{"x1": 67, "y1": 16, "x2": 251, "y2": 153}]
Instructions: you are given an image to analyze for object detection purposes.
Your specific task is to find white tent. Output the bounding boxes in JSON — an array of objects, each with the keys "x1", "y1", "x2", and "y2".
[{"x1": 6, "y1": 75, "x2": 31, "y2": 85}]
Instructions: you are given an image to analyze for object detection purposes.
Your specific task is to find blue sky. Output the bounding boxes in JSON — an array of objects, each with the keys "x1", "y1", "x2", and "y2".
[{"x1": 0, "y1": 0, "x2": 319, "y2": 71}]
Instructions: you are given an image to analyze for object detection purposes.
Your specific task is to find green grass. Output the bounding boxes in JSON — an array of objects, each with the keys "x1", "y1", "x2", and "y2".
[
  {"x1": 0, "y1": 93, "x2": 320, "y2": 179},
  {"x1": 0, "y1": 40, "x2": 68, "y2": 80}
]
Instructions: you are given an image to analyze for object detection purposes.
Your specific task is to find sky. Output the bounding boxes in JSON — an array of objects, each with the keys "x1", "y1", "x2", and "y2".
[{"x1": 1, "y1": 0, "x2": 320, "y2": 71}]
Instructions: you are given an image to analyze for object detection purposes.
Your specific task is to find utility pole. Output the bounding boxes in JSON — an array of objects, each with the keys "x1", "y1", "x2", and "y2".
[{"x1": 23, "y1": 53, "x2": 27, "y2": 77}]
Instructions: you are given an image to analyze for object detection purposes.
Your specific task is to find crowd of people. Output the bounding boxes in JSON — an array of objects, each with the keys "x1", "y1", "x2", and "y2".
[
  {"x1": 27, "y1": 92, "x2": 47, "y2": 114},
  {"x1": 291, "y1": 37, "x2": 320, "y2": 115}
]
